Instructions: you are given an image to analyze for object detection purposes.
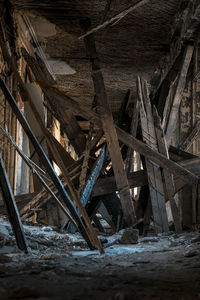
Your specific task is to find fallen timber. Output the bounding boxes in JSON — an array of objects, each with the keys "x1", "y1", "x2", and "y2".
[
  {"x1": 83, "y1": 18, "x2": 136, "y2": 226},
  {"x1": 153, "y1": 107, "x2": 182, "y2": 233},
  {"x1": 66, "y1": 145, "x2": 107, "y2": 233},
  {"x1": 0, "y1": 76, "x2": 94, "y2": 251},
  {"x1": 0, "y1": 28, "x2": 105, "y2": 252},
  {"x1": 116, "y1": 126, "x2": 199, "y2": 187},
  {"x1": 137, "y1": 76, "x2": 169, "y2": 233},
  {"x1": 0, "y1": 156, "x2": 28, "y2": 252},
  {"x1": 28, "y1": 79, "x2": 199, "y2": 186}
]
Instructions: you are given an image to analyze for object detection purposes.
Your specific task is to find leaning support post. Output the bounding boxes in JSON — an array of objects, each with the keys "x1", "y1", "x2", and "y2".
[
  {"x1": 165, "y1": 45, "x2": 194, "y2": 146},
  {"x1": 66, "y1": 146, "x2": 107, "y2": 233},
  {"x1": 82, "y1": 19, "x2": 136, "y2": 226},
  {"x1": 153, "y1": 107, "x2": 182, "y2": 233},
  {"x1": 0, "y1": 156, "x2": 28, "y2": 252},
  {"x1": 137, "y1": 77, "x2": 169, "y2": 233}
]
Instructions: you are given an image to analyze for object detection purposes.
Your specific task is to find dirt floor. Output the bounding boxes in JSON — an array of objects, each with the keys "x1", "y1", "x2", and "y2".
[{"x1": 0, "y1": 217, "x2": 200, "y2": 300}]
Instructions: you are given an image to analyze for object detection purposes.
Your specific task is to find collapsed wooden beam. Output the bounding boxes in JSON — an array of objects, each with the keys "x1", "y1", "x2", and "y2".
[
  {"x1": 125, "y1": 97, "x2": 139, "y2": 173},
  {"x1": 116, "y1": 126, "x2": 198, "y2": 187},
  {"x1": 165, "y1": 45, "x2": 194, "y2": 146},
  {"x1": 83, "y1": 20, "x2": 136, "y2": 226},
  {"x1": 153, "y1": 107, "x2": 182, "y2": 233},
  {"x1": 79, "y1": 0, "x2": 150, "y2": 39},
  {"x1": 179, "y1": 120, "x2": 200, "y2": 151},
  {"x1": 137, "y1": 77, "x2": 168, "y2": 233},
  {"x1": 0, "y1": 76, "x2": 93, "y2": 250},
  {"x1": 92, "y1": 170, "x2": 147, "y2": 197},
  {"x1": 31, "y1": 78, "x2": 198, "y2": 186},
  {"x1": 64, "y1": 145, "x2": 107, "y2": 232},
  {"x1": 0, "y1": 156, "x2": 28, "y2": 252},
  {"x1": 46, "y1": 130, "x2": 104, "y2": 254}
]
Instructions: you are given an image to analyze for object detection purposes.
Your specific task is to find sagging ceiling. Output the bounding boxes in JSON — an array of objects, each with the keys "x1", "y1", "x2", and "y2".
[{"x1": 10, "y1": 0, "x2": 181, "y2": 113}]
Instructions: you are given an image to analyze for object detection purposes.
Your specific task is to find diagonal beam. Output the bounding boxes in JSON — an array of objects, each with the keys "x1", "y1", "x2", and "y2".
[
  {"x1": 82, "y1": 19, "x2": 136, "y2": 226},
  {"x1": 165, "y1": 45, "x2": 194, "y2": 146},
  {"x1": 0, "y1": 156, "x2": 28, "y2": 252},
  {"x1": 79, "y1": 0, "x2": 150, "y2": 39}
]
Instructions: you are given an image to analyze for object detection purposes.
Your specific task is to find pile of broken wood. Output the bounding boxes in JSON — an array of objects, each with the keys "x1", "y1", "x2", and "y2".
[{"x1": 0, "y1": 17, "x2": 199, "y2": 255}]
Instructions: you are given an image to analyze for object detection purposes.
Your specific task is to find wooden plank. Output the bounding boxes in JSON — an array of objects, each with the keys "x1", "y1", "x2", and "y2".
[
  {"x1": 179, "y1": 120, "x2": 200, "y2": 151},
  {"x1": 125, "y1": 97, "x2": 139, "y2": 173},
  {"x1": 137, "y1": 77, "x2": 168, "y2": 233},
  {"x1": 79, "y1": 0, "x2": 150, "y2": 39},
  {"x1": 46, "y1": 131, "x2": 104, "y2": 254},
  {"x1": 83, "y1": 21, "x2": 136, "y2": 226},
  {"x1": 80, "y1": 146, "x2": 107, "y2": 208},
  {"x1": 47, "y1": 132, "x2": 75, "y2": 169},
  {"x1": 67, "y1": 145, "x2": 107, "y2": 233},
  {"x1": 116, "y1": 126, "x2": 198, "y2": 186},
  {"x1": 165, "y1": 45, "x2": 194, "y2": 146},
  {"x1": 0, "y1": 76, "x2": 93, "y2": 250},
  {"x1": 31, "y1": 80, "x2": 198, "y2": 186},
  {"x1": 92, "y1": 170, "x2": 147, "y2": 197},
  {"x1": 79, "y1": 123, "x2": 93, "y2": 194},
  {"x1": 0, "y1": 156, "x2": 28, "y2": 252},
  {"x1": 153, "y1": 107, "x2": 182, "y2": 233}
]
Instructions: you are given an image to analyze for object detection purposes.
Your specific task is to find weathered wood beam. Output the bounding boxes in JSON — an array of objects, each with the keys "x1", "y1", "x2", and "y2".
[
  {"x1": 79, "y1": 0, "x2": 150, "y2": 39},
  {"x1": 47, "y1": 132, "x2": 75, "y2": 169},
  {"x1": 165, "y1": 45, "x2": 194, "y2": 146},
  {"x1": 80, "y1": 146, "x2": 107, "y2": 209},
  {"x1": 83, "y1": 20, "x2": 136, "y2": 226},
  {"x1": 153, "y1": 107, "x2": 182, "y2": 233},
  {"x1": 179, "y1": 120, "x2": 200, "y2": 151},
  {"x1": 0, "y1": 156, "x2": 28, "y2": 252},
  {"x1": 93, "y1": 170, "x2": 147, "y2": 197},
  {"x1": 46, "y1": 131, "x2": 104, "y2": 254},
  {"x1": 125, "y1": 97, "x2": 139, "y2": 173},
  {"x1": 137, "y1": 77, "x2": 168, "y2": 233},
  {"x1": 65, "y1": 146, "x2": 107, "y2": 233},
  {"x1": 116, "y1": 126, "x2": 198, "y2": 186},
  {"x1": 79, "y1": 123, "x2": 93, "y2": 194},
  {"x1": 0, "y1": 76, "x2": 93, "y2": 250}
]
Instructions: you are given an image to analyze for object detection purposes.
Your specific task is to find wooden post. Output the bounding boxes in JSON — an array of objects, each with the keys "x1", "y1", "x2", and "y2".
[
  {"x1": 0, "y1": 156, "x2": 28, "y2": 252},
  {"x1": 83, "y1": 19, "x2": 136, "y2": 226},
  {"x1": 137, "y1": 77, "x2": 168, "y2": 233},
  {"x1": 165, "y1": 45, "x2": 194, "y2": 146},
  {"x1": 125, "y1": 97, "x2": 139, "y2": 173},
  {"x1": 153, "y1": 107, "x2": 182, "y2": 233},
  {"x1": 79, "y1": 123, "x2": 93, "y2": 194}
]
